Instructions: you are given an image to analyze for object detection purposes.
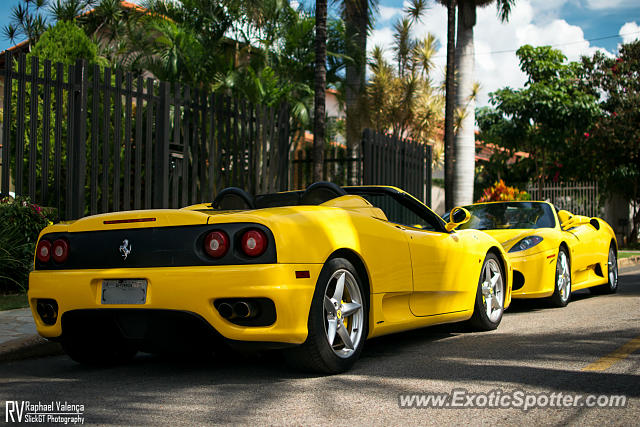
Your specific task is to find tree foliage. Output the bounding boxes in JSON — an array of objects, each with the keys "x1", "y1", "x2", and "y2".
[
  {"x1": 0, "y1": 197, "x2": 56, "y2": 293},
  {"x1": 2, "y1": 0, "x2": 53, "y2": 47},
  {"x1": 366, "y1": 5, "x2": 443, "y2": 165},
  {"x1": 477, "y1": 41, "x2": 640, "y2": 242},
  {"x1": 477, "y1": 45, "x2": 600, "y2": 191},
  {"x1": 27, "y1": 19, "x2": 106, "y2": 67},
  {"x1": 477, "y1": 179, "x2": 530, "y2": 202},
  {"x1": 579, "y1": 41, "x2": 640, "y2": 242}
]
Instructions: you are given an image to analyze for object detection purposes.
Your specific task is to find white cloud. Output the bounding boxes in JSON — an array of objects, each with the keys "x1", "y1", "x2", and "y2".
[
  {"x1": 369, "y1": 26, "x2": 396, "y2": 63},
  {"x1": 369, "y1": 0, "x2": 616, "y2": 107},
  {"x1": 527, "y1": 0, "x2": 571, "y2": 22},
  {"x1": 516, "y1": 19, "x2": 607, "y2": 61},
  {"x1": 620, "y1": 21, "x2": 640, "y2": 43},
  {"x1": 378, "y1": 5, "x2": 402, "y2": 22},
  {"x1": 584, "y1": 0, "x2": 639, "y2": 10}
]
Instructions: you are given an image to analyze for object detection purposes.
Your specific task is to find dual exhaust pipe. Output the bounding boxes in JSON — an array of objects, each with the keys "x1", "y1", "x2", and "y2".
[{"x1": 217, "y1": 301, "x2": 257, "y2": 320}]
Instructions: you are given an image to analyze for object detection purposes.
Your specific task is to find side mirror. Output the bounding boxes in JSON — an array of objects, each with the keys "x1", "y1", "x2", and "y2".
[
  {"x1": 446, "y1": 207, "x2": 471, "y2": 232},
  {"x1": 558, "y1": 209, "x2": 600, "y2": 231},
  {"x1": 557, "y1": 210, "x2": 574, "y2": 230}
]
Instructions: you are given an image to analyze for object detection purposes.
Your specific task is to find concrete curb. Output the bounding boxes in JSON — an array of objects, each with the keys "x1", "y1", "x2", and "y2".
[
  {"x1": 0, "y1": 335, "x2": 63, "y2": 363},
  {"x1": 619, "y1": 255, "x2": 640, "y2": 270}
]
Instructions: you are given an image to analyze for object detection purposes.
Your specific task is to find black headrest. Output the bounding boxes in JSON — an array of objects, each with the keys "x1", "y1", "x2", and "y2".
[
  {"x1": 300, "y1": 182, "x2": 347, "y2": 205},
  {"x1": 212, "y1": 187, "x2": 255, "y2": 210}
]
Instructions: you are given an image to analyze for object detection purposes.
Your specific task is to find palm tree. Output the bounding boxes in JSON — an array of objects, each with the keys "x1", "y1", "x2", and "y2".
[
  {"x1": 313, "y1": 0, "x2": 328, "y2": 182},
  {"x1": 341, "y1": 0, "x2": 376, "y2": 156},
  {"x1": 49, "y1": 0, "x2": 94, "y2": 22},
  {"x1": 441, "y1": 0, "x2": 456, "y2": 211},
  {"x1": 2, "y1": 0, "x2": 53, "y2": 47},
  {"x1": 341, "y1": 0, "x2": 431, "y2": 156},
  {"x1": 366, "y1": 8, "x2": 443, "y2": 154},
  {"x1": 452, "y1": 0, "x2": 515, "y2": 205}
]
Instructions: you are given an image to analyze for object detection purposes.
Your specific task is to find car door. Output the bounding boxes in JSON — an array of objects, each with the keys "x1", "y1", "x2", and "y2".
[
  {"x1": 563, "y1": 222, "x2": 608, "y2": 285},
  {"x1": 405, "y1": 228, "x2": 478, "y2": 317},
  {"x1": 354, "y1": 191, "x2": 475, "y2": 317},
  {"x1": 564, "y1": 224, "x2": 590, "y2": 274}
]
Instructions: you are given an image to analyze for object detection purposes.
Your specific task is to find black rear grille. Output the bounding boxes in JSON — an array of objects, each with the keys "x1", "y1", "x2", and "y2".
[{"x1": 35, "y1": 223, "x2": 276, "y2": 270}]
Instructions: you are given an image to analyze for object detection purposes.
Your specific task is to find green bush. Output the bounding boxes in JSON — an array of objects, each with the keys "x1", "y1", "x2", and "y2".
[
  {"x1": 27, "y1": 20, "x2": 107, "y2": 69},
  {"x1": 0, "y1": 196, "x2": 56, "y2": 293}
]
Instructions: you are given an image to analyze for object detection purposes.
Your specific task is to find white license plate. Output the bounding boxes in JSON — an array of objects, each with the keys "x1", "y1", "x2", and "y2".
[{"x1": 101, "y1": 279, "x2": 147, "y2": 305}]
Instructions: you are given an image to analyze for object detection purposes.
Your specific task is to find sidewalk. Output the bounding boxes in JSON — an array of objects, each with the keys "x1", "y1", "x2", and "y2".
[
  {"x1": 619, "y1": 252, "x2": 640, "y2": 268},
  {"x1": 0, "y1": 307, "x2": 36, "y2": 345},
  {"x1": 0, "y1": 307, "x2": 62, "y2": 362}
]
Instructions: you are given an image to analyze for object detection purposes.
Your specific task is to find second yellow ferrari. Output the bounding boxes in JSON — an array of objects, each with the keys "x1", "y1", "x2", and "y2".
[{"x1": 450, "y1": 201, "x2": 618, "y2": 307}]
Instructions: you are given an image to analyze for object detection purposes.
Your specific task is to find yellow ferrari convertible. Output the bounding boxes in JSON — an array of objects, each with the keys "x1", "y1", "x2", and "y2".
[
  {"x1": 29, "y1": 183, "x2": 512, "y2": 373},
  {"x1": 449, "y1": 201, "x2": 618, "y2": 307}
]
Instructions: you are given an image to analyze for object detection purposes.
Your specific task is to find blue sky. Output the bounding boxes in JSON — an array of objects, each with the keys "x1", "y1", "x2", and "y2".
[
  {"x1": 0, "y1": 0, "x2": 27, "y2": 52},
  {"x1": 374, "y1": 0, "x2": 639, "y2": 52},
  {"x1": 370, "y1": 0, "x2": 640, "y2": 105},
  {"x1": 1, "y1": 0, "x2": 639, "y2": 105}
]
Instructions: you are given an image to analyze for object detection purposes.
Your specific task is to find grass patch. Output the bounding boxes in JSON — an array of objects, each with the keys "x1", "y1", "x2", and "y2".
[
  {"x1": 0, "y1": 293, "x2": 28, "y2": 311},
  {"x1": 619, "y1": 251, "x2": 639, "y2": 259}
]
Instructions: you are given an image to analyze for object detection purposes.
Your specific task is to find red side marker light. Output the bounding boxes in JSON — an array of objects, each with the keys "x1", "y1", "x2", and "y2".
[{"x1": 295, "y1": 271, "x2": 310, "y2": 279}]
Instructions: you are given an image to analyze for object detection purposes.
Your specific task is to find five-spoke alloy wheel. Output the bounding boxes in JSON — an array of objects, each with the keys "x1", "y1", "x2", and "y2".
[
  {"x1": 469, "y1": 253, "x2": 505, "y2": 330},
  {"x1": 323, "y1": 269, "x2": 364, "y2": 359},
  {"x1": 285, "y1": 257, "x2": 368, "y2": 374},
  {"x1": 608, "y1": 246, "x2": 618, "y2": 289},
  {"x1": 550, "y1": 248, "x2": 571, "y2": 307}
]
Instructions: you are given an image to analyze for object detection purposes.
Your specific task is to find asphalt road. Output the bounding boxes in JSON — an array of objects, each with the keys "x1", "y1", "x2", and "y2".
[{"x1": 1, "y1": 267, "x2": 639, "y2": 425}]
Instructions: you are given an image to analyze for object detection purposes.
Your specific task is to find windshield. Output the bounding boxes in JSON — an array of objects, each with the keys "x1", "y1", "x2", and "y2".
[{"x1": 454, "y1": 202, "x2": 556, "y2": 230}]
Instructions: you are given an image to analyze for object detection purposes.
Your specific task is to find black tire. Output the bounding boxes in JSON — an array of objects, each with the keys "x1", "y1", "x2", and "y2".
[
  {"x1": 590, "y1": 243, "x2": 618, "y2": 295},
  {"x1": 284, "y1": 257, "x2": 368, "y2": 374},
  {"x1": 468, "y1": 253, "x2": 505, "y2": 331},
  {"x1": 62, "y1": 334, "x2": 137, "y2": 366},
  {"x1": 549, "y1": 247, "x2": 571, "y2": 307}
]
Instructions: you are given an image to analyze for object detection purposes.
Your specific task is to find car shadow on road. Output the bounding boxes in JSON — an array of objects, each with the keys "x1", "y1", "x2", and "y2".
[
  {"x1": 1, "y1": 324, "x2": 638, "y2": 424},
  {"x1": 0, "y1": 270, "x2": 637, "y2": 423}
]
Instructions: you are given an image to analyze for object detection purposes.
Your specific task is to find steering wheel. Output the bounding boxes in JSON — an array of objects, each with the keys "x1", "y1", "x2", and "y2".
[
  {"x1": 300, "y1": 181, "x2": 347, "y2": 205},
  {"x1": 211, "y1": 187, "x2": 255, "y2": 210}
]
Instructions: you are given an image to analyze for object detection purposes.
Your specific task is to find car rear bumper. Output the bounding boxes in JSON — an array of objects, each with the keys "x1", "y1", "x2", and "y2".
[
  {"x1": 509, "y1": 249, "x2": 557, "y2": 298},
  {"x1": 28, "y1": 264, "x2": 322, "y2": 345}
]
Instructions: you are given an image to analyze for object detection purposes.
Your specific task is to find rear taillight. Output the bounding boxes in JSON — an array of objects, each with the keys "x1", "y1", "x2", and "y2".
[
  {"x1": 241, "y1": 229, "x2": 267, "y2": 257},
  {"x1": 52, "y1": 239, "x2": 69, "y2": 263},
  {"x1": 204, "y1": 231, "x2": 229, "y2": 258},
  {"x1": 36, "y1": 240, "x2": 51, "y2": 263}
]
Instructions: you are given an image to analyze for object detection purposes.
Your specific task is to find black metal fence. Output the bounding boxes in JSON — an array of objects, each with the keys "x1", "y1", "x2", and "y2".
[
  {"x1": 0, "y1": 53, "x2": 289, "y2": 219},
  {"x1": 290, "y1": 145, "x2": 362, "y2": 189},
  {"x1": 0, "y1": 53, "x2": 433, "y2": 219},
  {"x1": 290, "y1": 132, "x2": 432, "y2": 206},
  {"x1": 362, "y1": 129, "x2": 431, "y2": 206}
]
